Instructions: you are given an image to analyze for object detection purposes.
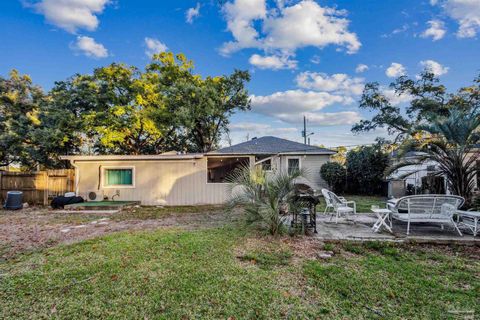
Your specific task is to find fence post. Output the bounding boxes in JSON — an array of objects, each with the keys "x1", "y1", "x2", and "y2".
[
  {"x1": 43, "y1": 171, "x2": 49, "y2": 206},
  {"x1": 0, "y1": 171, "x2": 2, "y2": 203}
]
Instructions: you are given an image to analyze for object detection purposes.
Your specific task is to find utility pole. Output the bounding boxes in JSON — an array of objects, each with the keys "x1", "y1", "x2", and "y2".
[
  {"x1": 303, "y1": 116, "x2": 307, "y2": 144},
  {"x1": 302, "y1": 115, "x2": 314, "y2": 145}
]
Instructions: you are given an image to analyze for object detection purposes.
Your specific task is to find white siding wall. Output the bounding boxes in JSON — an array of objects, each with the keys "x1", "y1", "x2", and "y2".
[
  {"x1": 267, "y1": 154, "x2": 330, "y2": 190},
  {"x1": 74, "y1": 157, "x2": 254, "y2": 206},
  {"x1": 300, "y1": 155, "x2": 330, "y2": 189}
]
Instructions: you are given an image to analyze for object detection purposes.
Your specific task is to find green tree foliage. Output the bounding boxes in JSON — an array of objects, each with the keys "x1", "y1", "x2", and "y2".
[
  {"x1": 0, "y1": 70, "x2": 44, "y2": 168},
  {"x1": 0, "y1": 52, "x2": 251, "y2": 169},
  {"x1": 346, "y1": 144, "x2": 389, "y2": 195},
  {"x1": 28, "y1": 74, "x2": 103, "y2": 168},
  {"x1": 354, "y1": 71, "x2": 480, "y2": 202},
  {"x1": 147, "y1": 53, "x2": 251, "y2": 152},
  {"x1": 50, "y1": 52, "x2": 251, "y2": 155},
  {"x1": 320, "y1": 162, "x2": 346, "y2": 193},
  {"x1": 353, "y1": 71, "x2": 480, "y2": 140},
  {"x1": 388, "y1": 108, "x2": 480, "y2": 206},
  {"x1": 330, "y1": 146, "x2": 347, "y2": 165}
]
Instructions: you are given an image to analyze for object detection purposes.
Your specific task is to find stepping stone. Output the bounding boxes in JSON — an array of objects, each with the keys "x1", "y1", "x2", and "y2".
[{"x1": 316, "y1": 251, "x2": 334, "y2": 259}]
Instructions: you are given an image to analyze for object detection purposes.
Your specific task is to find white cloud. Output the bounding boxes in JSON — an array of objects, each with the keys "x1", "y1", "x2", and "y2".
[
  {"x1": 421, "y1": 20, "x2": 446, "y2": 41},
  {"x1": 312, "y1": 128, "x2": 390, "y2": 147},
  {"x1": 249, "y1": 53, "x2": 297, "y2": 70},
  {"x1": 220, "y1": 0, "x2": 360, "y2": 64},
  {"x1": 382, "y1": 88, "x2": 413, "y2": 106},
  {"x1": 145, "y1": 37, "x2": 168, "y2": 57},
  {"x1": 251, "y1": 90, "x2": 353, "y2": 115},
  {"x1": 247, "y1": 68, "x2": 368, "y2": 128},
  {"x1": 262, "y1": 1, "x2": 361, "y2": 54},
  {"x1": 310, "y1": 55, "x2": 321, "y2": 64},
  {"x1": 381, "y1": 24, "x2": 410, "y2": 38},
  {"x1": 355, "y1": 64, "x2": 369, "y2": 73},
  {"x1": 186, "y1": 3, "x2": 201, "y2": 24},
  {"x1": 230, "y1": 122, "x2": 272, "y2": 131},
  {"x1": 419, "y1": 59, "x2": 449, "y2": 76},
  {"x1": 226, "y1": 122, "x2": 299, "y2": 145},
  {"x1": 230, "y1": 122, "x2": 297, "y2": 134},
  {"x1": 385, "y1": 62, "x2": 407, "y2": 78},
  {"x1": 277, "y1": 111, "x2": 361, "y2": 126},
  {"x1": 295, "y1": 72, "x2": 365, "y2": 96},
  {"x1": 28, "y1": 0, "x2": 110, "y2": 33},
  {"x1": 71, "y1": 36, "x2": 108, "y2": 58},
  {"x1": 250, "y1": 89, "x2": 359, "y2": 126},
  {"x1": 221, "y1": 0, "x2": 267, "y2": 54},
  {"x1": 432, "y1": 0, "x2": 480, "y2": 38}
]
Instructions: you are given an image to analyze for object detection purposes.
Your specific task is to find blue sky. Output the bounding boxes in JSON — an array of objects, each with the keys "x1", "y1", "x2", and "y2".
[{"x1": 1, "y1": 0, "x2": 479, "y2": 147}]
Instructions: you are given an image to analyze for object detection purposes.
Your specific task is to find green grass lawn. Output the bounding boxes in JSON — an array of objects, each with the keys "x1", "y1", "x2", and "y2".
[
  {"x1": 1, "y1": 225, "x2": 478, "y2": 319},
  {"x1": 317, "y1": 195, "x2": 388, "y2": 213}
]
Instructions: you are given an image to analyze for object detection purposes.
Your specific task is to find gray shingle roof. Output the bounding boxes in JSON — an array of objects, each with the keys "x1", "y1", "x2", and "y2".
[{"x1": 211, "y1": 136, "x2": 336, "y2": 155}]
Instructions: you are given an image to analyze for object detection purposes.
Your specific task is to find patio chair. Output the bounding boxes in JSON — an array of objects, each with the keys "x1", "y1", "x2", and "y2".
[
  {"x1": 387, "y1": 195, "x2": 464, "y2": 235},
  {"x1": 321, "y1": 189, "x2": 356, "y2": 223}
]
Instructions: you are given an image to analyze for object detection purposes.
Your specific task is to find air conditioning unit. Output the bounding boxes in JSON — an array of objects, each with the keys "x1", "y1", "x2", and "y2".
[{"x1": 87, "y1": 190, "x2": 104, "y2": 201}]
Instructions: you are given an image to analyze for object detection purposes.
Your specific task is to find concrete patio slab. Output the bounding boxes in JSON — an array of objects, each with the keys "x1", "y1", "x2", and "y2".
[
  {"x1": 64, "y1": 201, "x2": 140, "y2": 211},
  {"x1": 314, "y1": 213, "x2": 480, "y2": 243}
]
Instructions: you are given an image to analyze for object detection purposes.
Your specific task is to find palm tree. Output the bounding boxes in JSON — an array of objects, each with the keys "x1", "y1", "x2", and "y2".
[
  {"x1": 389, "y1": 107, "x2": 480, "y2": 206},
  {"x1": 227, "y1": 165, "x2": 304, "y2": 235}
]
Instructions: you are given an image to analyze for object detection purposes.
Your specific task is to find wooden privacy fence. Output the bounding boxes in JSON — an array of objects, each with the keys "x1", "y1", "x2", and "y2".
[{"x1": 0, "y1": 169, "x2": 75, "y2": 205}]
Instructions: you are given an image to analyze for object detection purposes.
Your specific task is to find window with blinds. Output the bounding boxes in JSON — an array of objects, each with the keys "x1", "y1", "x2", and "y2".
[
  {"x1": 287, "y1": 158, "x2": 300, "y2": 174},
  {"x1": 104, "y1": 168, "x2": 134, "y2": 186}
]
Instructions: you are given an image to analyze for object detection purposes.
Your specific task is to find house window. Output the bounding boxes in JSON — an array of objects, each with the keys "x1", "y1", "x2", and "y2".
[
  {"x1": 287, "y1": 158, "x2": 300, "y2": 174},
  {"x1": 103, "y1": 168, "x2": 134, "y2": 188},
  {"x1": 207, "y1": 157, "x2": 250, "y2": 183}
]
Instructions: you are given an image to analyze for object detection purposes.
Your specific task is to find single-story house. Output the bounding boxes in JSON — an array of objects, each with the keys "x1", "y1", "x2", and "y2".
[{"x1": 61, "y1": 136, "x2": 335, "y2": 206}]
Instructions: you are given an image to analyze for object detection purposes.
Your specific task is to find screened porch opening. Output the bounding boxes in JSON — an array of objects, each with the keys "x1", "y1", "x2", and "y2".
[{"x1": 207, "y1": 157, "x2": 250, "y2": 183}]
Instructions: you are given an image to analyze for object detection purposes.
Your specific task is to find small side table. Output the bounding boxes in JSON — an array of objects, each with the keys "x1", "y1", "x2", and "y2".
[
  {"x1": 457, "y1": 210, "x2": 480, "y2": 237},
  {"x1": 371, "y1": 208, "x2": 393, "y2": 233}
]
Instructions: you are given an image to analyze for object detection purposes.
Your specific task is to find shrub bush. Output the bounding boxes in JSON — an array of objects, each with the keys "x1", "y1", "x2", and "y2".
[
  {"x1": 346, "y1": 145, "x2": 389, "y2": 195},
  {"x1": 320, "y1": 162, "x2": 346, "y2": 193}
]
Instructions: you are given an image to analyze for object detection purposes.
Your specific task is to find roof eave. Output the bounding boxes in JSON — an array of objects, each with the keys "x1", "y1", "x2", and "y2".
[
  {"x1": 60, "y1": 154, "x2": 205, "y2": 161},
  {"x1": 278, "y1": 151, "x2": 336, "y2": 155},
  {"x1": 207, "y1": 151, "x2": 335, "y2": 156}
]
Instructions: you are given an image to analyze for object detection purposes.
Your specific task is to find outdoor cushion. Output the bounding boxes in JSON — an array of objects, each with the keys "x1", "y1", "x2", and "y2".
[{"x1": 337, "y1": 206, "x2": 354, "y2": 213}]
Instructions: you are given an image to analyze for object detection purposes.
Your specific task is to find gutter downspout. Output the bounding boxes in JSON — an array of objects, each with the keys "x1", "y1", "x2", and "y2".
[{"x1": 69, "y1": 159, "x2": 80, "y2": 196}]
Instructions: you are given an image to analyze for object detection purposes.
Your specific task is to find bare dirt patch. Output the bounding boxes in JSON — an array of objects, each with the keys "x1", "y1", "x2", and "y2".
[
  {"x1": 0, "y1": 205, "x2": 239, "y2": 260},
  {"x1": 234, "y1": 235, "x2": 327, "y2": 268}
]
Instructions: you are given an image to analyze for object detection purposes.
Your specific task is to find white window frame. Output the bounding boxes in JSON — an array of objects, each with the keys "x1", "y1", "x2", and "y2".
[
  {"x1": 286, "y1": 156, "x2": 301, "y2": 174},
  {"x1": 101, "y1": 166, "x2": 136, "y2": 189}
]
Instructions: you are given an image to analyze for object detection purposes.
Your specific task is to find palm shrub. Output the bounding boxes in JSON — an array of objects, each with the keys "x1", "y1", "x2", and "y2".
[
  {"x1": 227, "y1": 165, "x2": 303, "y2": 235},
  {"x1": 389, "y1": 107, "x2": 480, "y2": 206}
]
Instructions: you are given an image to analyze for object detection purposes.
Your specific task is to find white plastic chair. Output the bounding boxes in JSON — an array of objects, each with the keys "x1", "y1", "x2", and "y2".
[{"x1": 321, "y1": 189, "x2": 356, "y2": 223}]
